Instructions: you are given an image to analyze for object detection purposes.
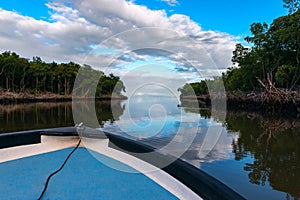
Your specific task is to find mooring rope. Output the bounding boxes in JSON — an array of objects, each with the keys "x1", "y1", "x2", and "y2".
[{"x1": 37, "y1": 139, "x2": 82, "y2": 200}]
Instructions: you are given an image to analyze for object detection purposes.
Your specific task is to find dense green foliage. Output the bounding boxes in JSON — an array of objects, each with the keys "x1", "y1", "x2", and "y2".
[
  {"x1": 178, "y1": 81, "x2": 208, "y2": 97},
  {"x1": 0, "y1": 51, "x2": 125, "y2": 96},
  {"x1": 225, "y1": 5, "x2": 300, "y2": 92},
  {"x1": 283, "y1": 0, "x2": 300, "y2": 14},
  {"x1": 178, "y1": 77, "x2": 225, "y2": 97},
  {"x1": 179, "y1": 1, "x2": 300, "y2": 96},
  {"x1": 225, "y1": 10, "x2": 300, "y2": 91}
]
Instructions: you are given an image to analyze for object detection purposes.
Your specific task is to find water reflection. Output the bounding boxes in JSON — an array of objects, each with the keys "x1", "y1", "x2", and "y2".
[
  {"x1": 72, "y1": 100, "x2": 125, "y2": 128},
  {"x1": 0, "y1": 101, "x2": 125, "y2": 133},
  {"x1": 179, "y1": 99, "x2": 211, "y2": 119},
  {"x1": 101, "y1": 96, "x2": 232, "y2": 173},
  {"x1": 0, "y1": 103, "x2": 74, "y2": 133},
  {"x1": 226, "y1": 111, "x2": 300, "y2": 199},
  {"x1": 181, "y1": 99, "x2": 300, "y2": 199},
  {"x1": 1, "y1": 98, "x2": 300, "y2": 199}
]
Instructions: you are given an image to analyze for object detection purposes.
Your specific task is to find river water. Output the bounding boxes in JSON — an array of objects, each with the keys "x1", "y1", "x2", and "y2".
[{"x1": 0, "y1": 96, "x2": 299, "y2": 199}]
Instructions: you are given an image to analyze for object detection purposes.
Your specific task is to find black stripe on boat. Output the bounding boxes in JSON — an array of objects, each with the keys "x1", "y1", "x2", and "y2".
[{"x1": 0, "y1": 127, "x2": 245, "y2": 200}]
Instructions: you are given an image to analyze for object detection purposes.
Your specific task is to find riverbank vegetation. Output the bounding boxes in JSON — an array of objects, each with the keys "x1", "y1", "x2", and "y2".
[
  {"x1": 179, "y1": 1, "x2": 300, "y2": 113},
  {"x1": 0, "y1": 52, "x2": 126, "y2": 103}
]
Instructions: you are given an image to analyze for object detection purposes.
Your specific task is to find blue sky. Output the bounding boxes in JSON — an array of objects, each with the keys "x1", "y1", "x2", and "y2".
[
  {"x1": 136, "y1": 0, "x2": 288, "y2": 36},
  {"x1": 0, "y1": 0, "x2": 50, "y2": 19},
  {"x1": 0, "y1": 0, "x2": 287, "y2": 36},
  {"x1": 0, "y1": 0, "x2": 290, "y2": 95}
]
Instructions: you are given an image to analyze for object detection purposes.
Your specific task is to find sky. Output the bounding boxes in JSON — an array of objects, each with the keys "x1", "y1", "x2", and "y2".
[
  {"x1": 0, "y1": 0, "x2": 288, "y2": 96},
  {"x1": 0, "y1": 0, "x2": 287, "y2": 36},
  {"x1": 135, "y1": 0, "x2": 287, "y2": 36}
]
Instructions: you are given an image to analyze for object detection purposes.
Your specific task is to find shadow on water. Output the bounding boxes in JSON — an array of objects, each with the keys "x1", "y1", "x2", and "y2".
[
  {"x1": 180, "y1": 99, "x2": 300, "y2": 199},
  {"x1": 0, "y1": 101, "x2": 125, "y2": 133},
  {"x1": 226, "y1": 111, "x2": 300, "y2": 199}
]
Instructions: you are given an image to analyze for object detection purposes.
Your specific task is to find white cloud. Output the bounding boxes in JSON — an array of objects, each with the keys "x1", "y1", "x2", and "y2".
[
  {"x1": 0, "y1": 0, "x2": 238, "y2": 94},
  {"x1": 0, "y1": 0, "x2": 236, "y2": 63},
  {"x1": 160, "y1": 0, "x2": 179, "y2": 6},
  {"x1": 181, "y1": 128, "x2": 239, "y2": 167},
  {"x1": 0, "y1": 7, "x2": 108, "y2": 63},
  {"x1": 72, "y1": 0, "x2": 170, "y2": 29},
  {"x1": 169, "y1": 14, "x2": 201, "y2": 35}
]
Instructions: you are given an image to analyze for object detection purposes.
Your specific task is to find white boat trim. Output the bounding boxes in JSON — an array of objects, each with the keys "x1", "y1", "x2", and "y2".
[
  {"x1": 0, "y1": 135, "x2": 202, "y2": 200},
  {"x1": 0, "y1": 136, "x2": 80, "y2": 163}
]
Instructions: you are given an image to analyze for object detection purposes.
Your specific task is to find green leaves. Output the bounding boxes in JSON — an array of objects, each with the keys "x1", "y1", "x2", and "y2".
[
  {"x1": 0, "y1": 51, "x2": 28, "y2": 92},
  {"x1": 245, "y1": 22, "x2": 269, "y2": 48},
  {"x1": 283, "y1": 0, "x2": 300, "y2": 14},
  {"x1": 275, "y1": 65, "x2": 299, "y2": 89},
  {"x1": 226, "y1": 9, "x2": 300, "y2": 92},
  {"x1": 0, "y1": 51, "x2": 125, "y2": 97}
]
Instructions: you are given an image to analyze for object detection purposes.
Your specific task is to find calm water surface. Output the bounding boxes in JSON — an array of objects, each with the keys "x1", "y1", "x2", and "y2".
[{"x1": 1, "y1": 96, "x2": 299, "y2": 199}]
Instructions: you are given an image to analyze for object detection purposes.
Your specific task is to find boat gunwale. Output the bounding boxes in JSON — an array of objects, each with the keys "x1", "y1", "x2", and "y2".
[{"x1": 0, "y1": 127, "x2": 246, "y2": 200}]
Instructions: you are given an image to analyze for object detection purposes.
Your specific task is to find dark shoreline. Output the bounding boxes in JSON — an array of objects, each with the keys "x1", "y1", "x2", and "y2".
[
  {"x1": 181, "y1": 92, "x2": 300, "y2": 115},
  {"x1": 1, "y1": 91, "x2": 299, "y2": 115},
  {"x1": 0, "y1": 91, "x2": 127, "y2": 104}
]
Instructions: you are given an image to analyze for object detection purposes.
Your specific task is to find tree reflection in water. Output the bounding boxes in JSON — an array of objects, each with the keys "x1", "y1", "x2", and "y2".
[
  {"x1": 227, "y1": 112, "x2": 300, "y2": 199},
  {"x1": 0, "y1": 101, "x2": 125, "y2": 133},
  {"x1": 180, "y1": 100, "x2": 300, "y2": 199}
]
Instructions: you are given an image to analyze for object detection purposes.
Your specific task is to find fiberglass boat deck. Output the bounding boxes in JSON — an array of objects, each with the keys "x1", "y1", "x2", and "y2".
[{"x1": 0, "y1": 126, "x2": 245, "y2": 200}]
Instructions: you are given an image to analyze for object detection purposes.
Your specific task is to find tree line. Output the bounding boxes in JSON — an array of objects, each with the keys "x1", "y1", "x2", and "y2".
[
  {"x1": 0, "y1": 51, "x2": 125, "y2": 97},
  {"x1": 179, "y1": 0, "x2": 300, "y2": 96}
]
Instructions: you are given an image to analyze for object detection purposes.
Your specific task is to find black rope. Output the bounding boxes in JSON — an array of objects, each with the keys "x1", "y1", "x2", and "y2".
[{"x1": 37, "y1": 139, "x2": 82, "y2": 200}]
